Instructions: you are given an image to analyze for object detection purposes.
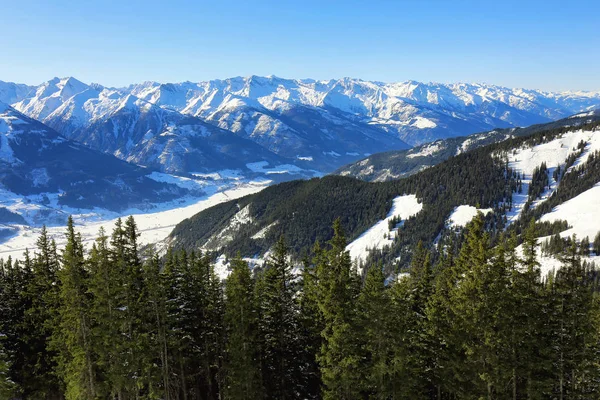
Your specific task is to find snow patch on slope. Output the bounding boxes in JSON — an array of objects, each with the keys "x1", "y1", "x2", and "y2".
[
  {"x1": 412, "y1": 116, "x2": 437, "y2": 129},
  {"x1": 346, "y1": 194, "x2": 423, "y2": 264},
  {"x1": 448, "y1": 205, "x2": 493, "y2": 228},
  {"x1": 251, "y1": 221, "x2": 278, "y2": 240},
  {"x1": 507, "y1": 129, "x2": 599, "y2": 224},
  {"x1": 407, "y1": 141, "x2": 444, "y2": 158},
  {"x1": 540, "y1": 183, "x2": 600, "y2": 243},
  {"x1": 204, "y1": 204, "x2": 253, "y2": 251}
]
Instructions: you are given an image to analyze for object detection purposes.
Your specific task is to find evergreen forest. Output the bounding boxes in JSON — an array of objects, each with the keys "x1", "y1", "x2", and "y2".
[{"x1": 1, "y1": 213, "x2": 600, "y2": 400}]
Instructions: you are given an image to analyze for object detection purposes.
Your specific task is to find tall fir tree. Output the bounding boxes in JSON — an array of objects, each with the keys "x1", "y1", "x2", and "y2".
[
  {"x1": 54, "y1": 216, "x2": 97, "y2": 399},
  {"x1": 550, "y1": 237, "x2": 598, "y2": 398},
  {"x1": 223, "y1": 256, "x2": 262, "y2": 400},
  {"x1": 297, "y1": 248, "x2": 325, "y2": 399},
  {"x1": 255, "y1": 236, "x2": 303, "y2": 399},
  {"x1": 357, "y1": 264, "x2": 392, "y2": 399},
  {"x1": 87, "y1": 227, "x2": 116, "y2": 398},
  {"x1": 316, "y1": 219, "x2": 363, "y2": 400}
]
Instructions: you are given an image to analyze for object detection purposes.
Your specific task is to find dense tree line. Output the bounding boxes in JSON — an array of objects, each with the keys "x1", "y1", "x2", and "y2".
[{"x1": 2, "y1": 213, "x2": 600, "y2": 399}]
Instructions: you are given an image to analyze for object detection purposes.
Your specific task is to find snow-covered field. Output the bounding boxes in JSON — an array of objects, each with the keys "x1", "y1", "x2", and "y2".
[
  {"x1": 0, "y1": 180, "x2": 269, "y2": 261},
  {"x1": 246, "y1": 161, "x2": 307, "y2": 175},
  {"x1": 346, "y1": 194, "x2": 423, "y2": 264}
]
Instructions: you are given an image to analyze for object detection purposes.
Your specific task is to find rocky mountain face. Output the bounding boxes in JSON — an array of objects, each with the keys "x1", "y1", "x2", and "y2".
[
  {"x1": 126, "y1": 76, "x2": 600, "y2": 145},
  {"x1": 3, "y1": 77, "x2": 409, "y2": 174}
]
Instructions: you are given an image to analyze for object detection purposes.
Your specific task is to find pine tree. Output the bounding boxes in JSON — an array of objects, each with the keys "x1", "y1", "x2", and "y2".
[
  {"x1": 425, "y1": 242, "x2": 459, "y2": 399},
  {"x1": 448, "y1": 213, "x2": 504, "y2": 398},
  {"x1": 0, "y1": 335, "x2": 15, "y2": 399},
  {"x1": 517, "y1": 219, "x2": 552, "y2": 397},
  {"x1": 54, "y1": 216, "x2": 97, "y2": 399},
  {"x1": 87, "y1": 227, "x2": 115, "y2": 398},
  {"x1": 357, "y1": 264, "x2": 392, "y2": 399},
  {"x1": 255, "y1": 236, "x2": 302, "y2": 399},
  {"x1": 580, "y1": 236, "x2": 590, "y2": 257},
  {"x1": 141, "y1": 252, "x2": 170, "y2": 400},
  {"x1": 0, "y1": 258, "x2": 18, "y2": 399},
  {"x1": 174, "y1": 250, "x2": 224, "y2": 400},
  {"x1": 197, "y1": 252, "x2": 225, "y2": 399},
  {"x1": 223, "y1": 256, "x2": 262, "y2": 400},
  {"x1": 297, "y1": 250, "x2": 324, "y2": 399},
  {"x1": 122, "y1": 215, "x2": 153, "y2": 397},
  {"x1": 550, "y1": 237, "x2": 597, "y2": 398},
  {"x1": 316, "y1": 219, "x2": 363, "y2": 400},
  {"x1": 19, "y1": 226, "x2": 62, "y2": 399},
  {"x1": 593, "y1": 231, "x2": 600, "y2": 256},
  {"x1": 408, "y1": 242, "x2": 437, "y2": 396},
  {"x1": 162, "y1": 247, "x2": 190, "y2": 398}
]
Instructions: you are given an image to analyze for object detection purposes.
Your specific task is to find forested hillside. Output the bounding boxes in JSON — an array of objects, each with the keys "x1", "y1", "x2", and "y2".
[
  {"x1": 2, "y1": 214, "x2": 600, "y2": 399},
  {"x1": 170, "y1": 120, "x2": 600, "y2": 270},
  {"x1": 336, "y1": 110, "x2": 600, "y2": 182}
]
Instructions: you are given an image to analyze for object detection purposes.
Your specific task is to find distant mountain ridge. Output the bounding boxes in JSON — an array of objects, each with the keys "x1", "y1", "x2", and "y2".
[
  {"x1": 336, "y1": 109, "x2": 600, "y2": 181},
  {"x1": 125, "y1": 76, "x2": 600, "y2": 146},
  {"x1": 2, "y1": 76, "x2": 599, "y2": 176},
  {"x1": 1, "y1": 77, "x2": 410, "y2": 174}
]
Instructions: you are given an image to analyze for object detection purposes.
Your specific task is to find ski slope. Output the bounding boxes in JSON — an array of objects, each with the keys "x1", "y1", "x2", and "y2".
[{"x1": 448, "y1": 205, "x2": 493, "y2": 228}]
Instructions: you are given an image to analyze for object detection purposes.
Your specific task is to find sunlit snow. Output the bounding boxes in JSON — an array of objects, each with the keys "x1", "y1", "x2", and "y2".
[
  {"x1": 447, "y1": 205, "x2": 493, "y2": 228},
  {"x1": 346, "y1": 194, "x2": 423, "y2": 264}
]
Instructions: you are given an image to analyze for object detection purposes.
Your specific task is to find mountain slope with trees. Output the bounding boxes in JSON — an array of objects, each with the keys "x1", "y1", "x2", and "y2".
[
  {"x1": 336, "y1": 109, "x2": 600, "y2": 182},
  {"x1": 169, "y1": 119, "x2": 600, "y2": 271}
]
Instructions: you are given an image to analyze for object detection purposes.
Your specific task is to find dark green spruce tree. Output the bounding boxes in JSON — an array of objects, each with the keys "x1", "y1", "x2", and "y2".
[
  {"x1": 223, "y1": 256, "x2": 262, "y2": 400},
  {"x1": 357, "y1": 264, "x2": 392, "y2": 399},
  {"x1": 316, "y1": 219, "x2": 362, "y2": 400},
  {"x1": 255, "y1": 236, "x2": 303, "y2": 399},
  {"x1": 54, "y1": 216, "x2": 97, "y2": 399}
]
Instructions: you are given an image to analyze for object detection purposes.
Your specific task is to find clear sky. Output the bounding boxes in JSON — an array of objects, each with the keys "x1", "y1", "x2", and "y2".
[{"x1": 1, "y1": 0, "x2": 599, "y2": 91}]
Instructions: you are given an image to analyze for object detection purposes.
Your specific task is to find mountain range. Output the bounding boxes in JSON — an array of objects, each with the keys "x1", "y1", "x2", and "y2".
[
  {"x1": 2, "y1": 76, "x2": 600, "y2": 177},
  {"x1": 1, "y1": 75, "x2": 600, "y2": 260}
]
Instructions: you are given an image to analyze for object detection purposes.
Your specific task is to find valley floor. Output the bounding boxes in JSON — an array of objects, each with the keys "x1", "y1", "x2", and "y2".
[{"x1": 0, "y1": 179, "x2": 269, "y2": 261}]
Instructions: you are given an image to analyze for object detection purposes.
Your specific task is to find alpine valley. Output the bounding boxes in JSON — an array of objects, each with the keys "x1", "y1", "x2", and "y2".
[
  {"x1": 1, "y1": 75, "x2": 600, "y2": 264},
  {"x1": 3, "y1": 74, "x2": 600, "y2": 400}
]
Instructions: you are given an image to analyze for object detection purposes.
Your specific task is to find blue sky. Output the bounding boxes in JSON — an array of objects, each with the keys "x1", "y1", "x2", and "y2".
[{"x1": 1, "y1": 0, "x2": 598, "y2": 91}]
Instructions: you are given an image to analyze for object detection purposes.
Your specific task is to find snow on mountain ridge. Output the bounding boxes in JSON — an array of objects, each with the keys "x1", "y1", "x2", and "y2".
[{"x1": 6, "y1": 76, "x2": 600, "y2": 171}]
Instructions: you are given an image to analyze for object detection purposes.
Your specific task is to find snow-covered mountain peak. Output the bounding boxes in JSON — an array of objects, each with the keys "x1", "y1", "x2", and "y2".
[{"x1": 5, "y1": 75, "x2": 600, "y2": 175}]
